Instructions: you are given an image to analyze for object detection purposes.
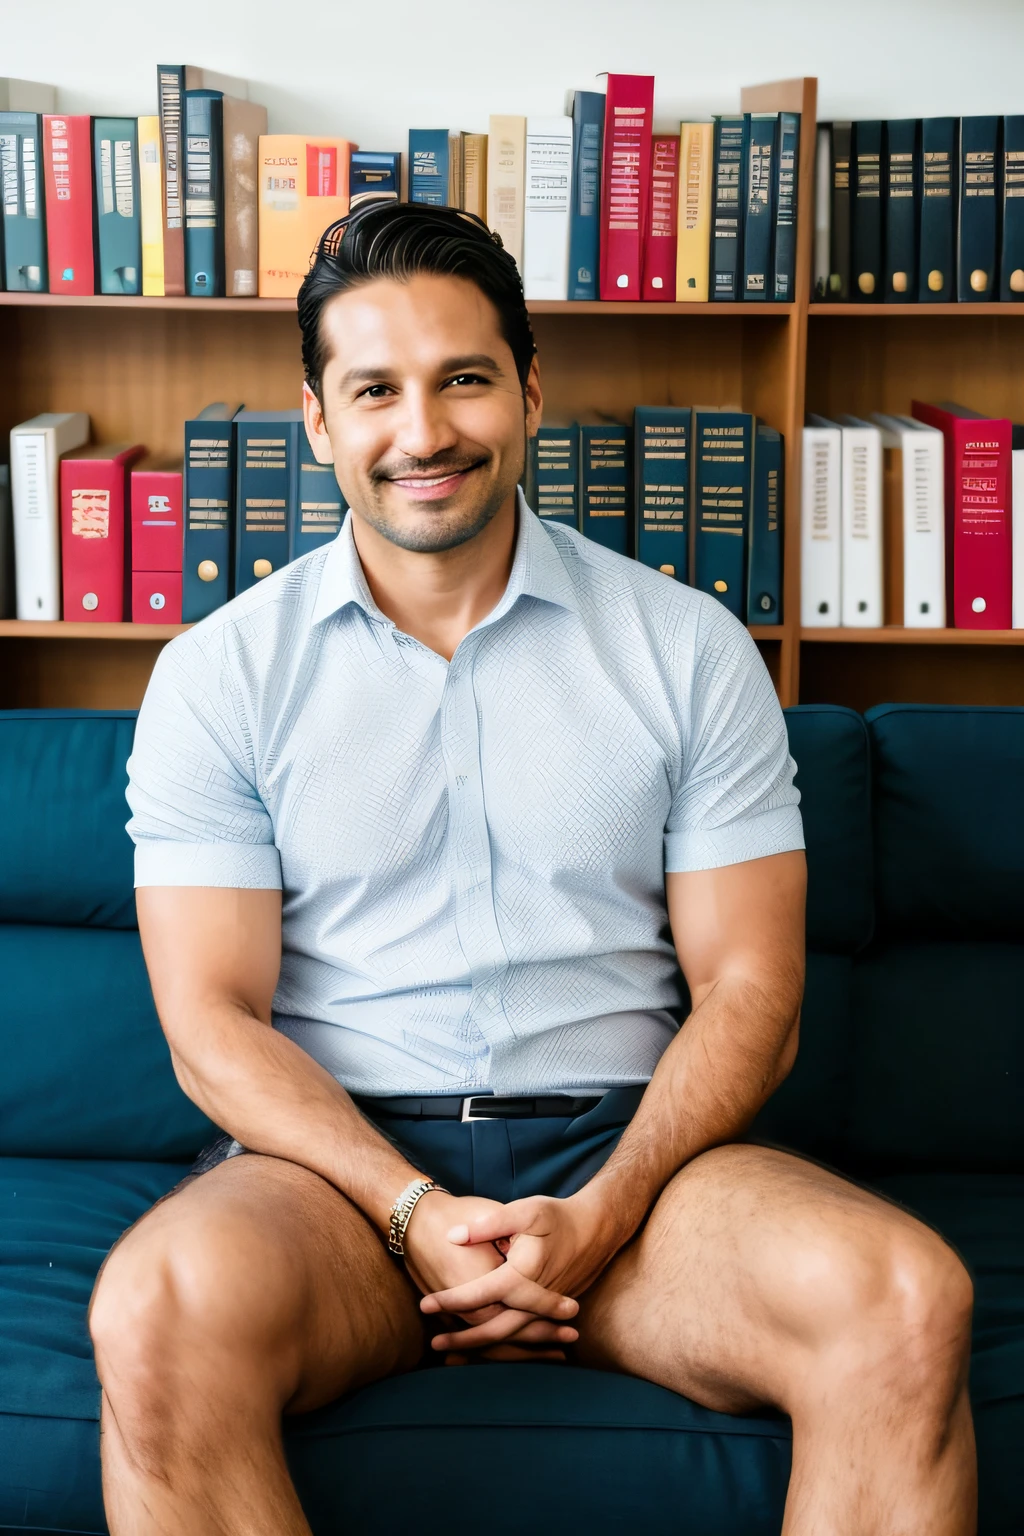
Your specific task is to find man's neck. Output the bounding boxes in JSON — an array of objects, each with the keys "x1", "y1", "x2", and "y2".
[{"x1": 349, "y1": 494, "x2": 518, "y2": 662}]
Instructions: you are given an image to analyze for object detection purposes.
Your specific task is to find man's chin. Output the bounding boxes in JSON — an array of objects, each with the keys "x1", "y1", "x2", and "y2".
[{"x1": 362, "y1": 491, "x2": 508, "y2": 554}]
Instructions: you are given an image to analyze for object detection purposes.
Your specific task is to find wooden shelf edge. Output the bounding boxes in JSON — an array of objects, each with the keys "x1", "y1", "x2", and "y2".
[
  {"x1": 748, "y1": 625, "x2": 785, "y2": 641},
  {"x1": 801, "y1": 626, "x2": 1024, "y2": 646},
  {"x1": 0, "y1": 291, "x2": 795, "y2": 319},
  {"x1": 0, "y1": 620, "x2": 191, "y2": 639},
  {"x1": 810, "y1": 302, "x2": 1024, "y2": 318}
]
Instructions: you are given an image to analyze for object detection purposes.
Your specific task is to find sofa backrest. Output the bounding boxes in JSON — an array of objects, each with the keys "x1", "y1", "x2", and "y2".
[{"x1": 0, "y1": 710, "x2": 212, "y2": 1160}]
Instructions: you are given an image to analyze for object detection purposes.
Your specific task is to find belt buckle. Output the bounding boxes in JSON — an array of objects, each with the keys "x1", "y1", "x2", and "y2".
[{"x1": 460, "y1": 1096, "x2": 497, "y2": 1122}]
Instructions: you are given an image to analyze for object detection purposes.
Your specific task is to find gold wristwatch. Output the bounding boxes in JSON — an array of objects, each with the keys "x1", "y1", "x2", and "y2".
[{"x1": 387, "y1": 1178, "x2": 448, "y2": 1257}]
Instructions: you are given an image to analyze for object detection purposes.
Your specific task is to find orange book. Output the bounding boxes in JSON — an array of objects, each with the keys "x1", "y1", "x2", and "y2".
[{"x1": 257, "y1": 135, "x2": 356, "y2": 297}]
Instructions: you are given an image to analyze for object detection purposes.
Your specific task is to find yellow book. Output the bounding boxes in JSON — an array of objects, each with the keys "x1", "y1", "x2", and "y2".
[
  {"x1": 257, "y1": 135, "x2": 356, "y2": 298},
  {"x1": 462, "y1": 133, "x2": 487, "y2": 219},
  {"x1": 676, "y1": 122, "x2": 713, "y2": 302},
  {"x1": 138, "y1": 115, "x2": 164, "y2": 297},
  {"x1": 486, "y1": 115, "x2": 525, "y2": 270}
]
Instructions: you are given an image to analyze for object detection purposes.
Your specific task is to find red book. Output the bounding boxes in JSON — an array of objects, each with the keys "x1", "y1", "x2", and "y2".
[
  {"x1": 131, "y1": 462, "x2": 183, "y2": 572},
  {"x1": 133, "y1": 570, "x2": 182, "y2": 624},
  {"x1": 599, "y1": 74, "x2": 654, "y2": 301},
  {"x1": 911, "y1": 401, "x2": 1012, "y2": 628},
  {"x1": 642, "y1": 135, "x2": 679, "y2": 300},
  {"x1": 61, "y1": 444, "x2": 146, "y2": 623},
  {"x1": 42, "y1": 115, "x2": 95, "y2": 295}
]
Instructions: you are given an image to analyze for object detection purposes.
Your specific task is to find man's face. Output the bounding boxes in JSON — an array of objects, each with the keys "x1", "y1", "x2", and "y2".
[{"x1": 303, "y1": 272, "x2": 542, "y2": 554}]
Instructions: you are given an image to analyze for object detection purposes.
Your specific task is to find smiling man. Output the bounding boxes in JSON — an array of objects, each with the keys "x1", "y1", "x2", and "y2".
[{"x1": 90, "y1": 202, "x2": 976, "y2": 1535}]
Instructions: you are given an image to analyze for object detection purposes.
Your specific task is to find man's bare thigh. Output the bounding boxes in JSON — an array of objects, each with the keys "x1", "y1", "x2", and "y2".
[
  {"x1": 573, "y1": 1142, "x2": 965, "y2": 1415},
  {"x1": 90, "y1": 1154, "x2": 424, "y2": 1413}
]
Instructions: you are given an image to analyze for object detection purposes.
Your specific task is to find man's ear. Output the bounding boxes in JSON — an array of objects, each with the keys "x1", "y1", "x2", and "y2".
[
  {"x1": 302, "y1": 381, "x2": 335, "y2": 464},
  {"x1": 523, "y1": 356, "x2": 543, "y2": 441}
]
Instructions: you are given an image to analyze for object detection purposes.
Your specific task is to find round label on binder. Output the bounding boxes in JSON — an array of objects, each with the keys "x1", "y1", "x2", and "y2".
[
  {"x1": 254, "y1": 559, "x2": 273, "y2": 579},
  {"x1": 197, "y1": 560, "x2": 219, "y2": 583},
  {"x1": 82, "y1": 593, "x2": 98, "y2": 611},
  {"x1": 858, "y1": 272, "x2": 876, "y2": 295},
  {"x1": 149, "y1": 592, "x2": 166, "y2": 611},
  {"x1": 927, "y1": 269, "x2": 944, "y2": 292},
  {"x1": 892, "y1": 271, "x2": 908, "y2": 293},
  {"x1": 1011, "y1": 269, "x2": 1024, "y2": 293},
  {"x1": 713, "y1": 580, "x2": 728, "y2": 593},
  {"x1": 972, "y1": 597, "x2": 987, "y2": 613},
  {"x1": 970, "y1": 269, "x2": 989, "y2": 293}
]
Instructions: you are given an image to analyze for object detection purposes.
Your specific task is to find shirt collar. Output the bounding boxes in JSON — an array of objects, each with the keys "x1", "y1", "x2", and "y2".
[{"x1": 310, "y1": 487, "x2": 578, "y2": 629}]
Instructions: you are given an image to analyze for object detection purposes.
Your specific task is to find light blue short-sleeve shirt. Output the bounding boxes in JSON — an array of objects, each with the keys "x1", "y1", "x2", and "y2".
[{"x1": 126, "y1": 496, "x2": 803, "y2": 1095}]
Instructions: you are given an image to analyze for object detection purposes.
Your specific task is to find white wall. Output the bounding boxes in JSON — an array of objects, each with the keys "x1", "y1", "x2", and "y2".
[{"x1": 6, "y1": 0, "x2": 1024, "y2": 142}]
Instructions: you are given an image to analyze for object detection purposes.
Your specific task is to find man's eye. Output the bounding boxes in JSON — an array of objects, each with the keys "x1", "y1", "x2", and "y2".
[
  {"x1": 359, "y1": 384, "x2": 393, "y2": 400},
  {"x1": 445, "y1": 373, "x2": 487, "y2": 389}
]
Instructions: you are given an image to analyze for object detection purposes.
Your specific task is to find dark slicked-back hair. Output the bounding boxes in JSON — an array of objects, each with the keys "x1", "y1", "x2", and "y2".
[{"x1": 297, "y1": 201, "x2": 537, "y2": 401}]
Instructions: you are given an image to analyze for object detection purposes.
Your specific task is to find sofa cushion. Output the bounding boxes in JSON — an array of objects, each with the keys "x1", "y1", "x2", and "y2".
[
  {"x1": 867, "y1": 704, "x2": 1024, "y2": 940},
  {"x1": 0, "y1": 925, "x2": 212, "y2": 1161},
  {"x1": 847, "y1": 942, "x2": 1024, "y2": 1174},
  {"x1": 784, "y1": 706, "x2": 873, "y2": 956},
  {"x1": 0, "y1": 712, "x2": 137, "y2": 930}
]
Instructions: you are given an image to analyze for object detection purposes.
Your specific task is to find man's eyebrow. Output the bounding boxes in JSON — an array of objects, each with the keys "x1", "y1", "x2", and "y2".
[{"x1": 336, "y1": 354, "x2": 503, "y2": 391}]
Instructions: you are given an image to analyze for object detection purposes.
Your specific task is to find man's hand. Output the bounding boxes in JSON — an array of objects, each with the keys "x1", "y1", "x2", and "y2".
[
  {"x1": 404, "y1": 1191, "x2": 581, "y2": 1361},
  {"x1": 418, "y1": 1184, "x2": 623, "y2": 1354}
]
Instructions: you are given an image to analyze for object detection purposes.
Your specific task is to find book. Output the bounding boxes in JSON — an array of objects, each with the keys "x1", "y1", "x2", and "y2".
[
  {"x1": 599, "y1": 74, "x2": 654, "y2": 301},
  {"x1": 530, "y1": 425, "x2": 580, "y2": 528},
  {"x1": 828, "y1": 121, "x2": 852, "y2": 300},
  {"x1": 813, "y1": 123, "x2": 831, "y2": 299},
  {"x1": 579, "y1": 423, "x2": 630, "y2": 555},
  {"x1": 131, "y1": 458, "x2": 183, "y2": 572},
  {"x1": 911, "y1": 400, "x2": 1012, "y2": 628},
  {"x1": 60, "y1": 443, "x2": 145, "y2": 623},
  {"x1": 772, "y1": 111, "x2": 800, "y2": 302},
  {"x1": 182, "y1": 403, "x2": 242, "y2": 622},
  {"x1": 0, "y1": 111, "x2": 46, "y2": 291},
  {"x1": 234, "y1": 408, "x2": 302, "y2": 593},
  {"x1": 42, "y1": 114, "x2": 94, "y2": 295},
  {"x1": 486, "y1": 116, "x2": 526, "y2": 271},
  {"x1": 131, "y1": 456, "x2": 183, "y2": 623},
  {"x1": 93, "y1": 117, "x2": 141, "y2": 294},
  {"x1": 1000, "y1": 116, "x2": 1024, "y2": 300},
  {"x1": 1013, "y1": 426, "x2": 1024, "y2": 627},
  {"x1": 11, "y1": 412, "x2": 90, "y2": 620},
  {"x1": 919, "y1": 117, "x2": 957, "y2": 302},
  {"x1": 409, "y1": 129, "x2": 456, "y2": 206},
  {"x1": 870, "y1": 413, "x2": 945, "y2": 628},
  {"x1": 710, "y1": 114, "x2": 749, "y2": 301},
  {"x1": 184, "y1": 90, "x2": 224, "y2": 297},
  {"x1": 743, "y1": 113, "x2": 777, "y2": 300},
  {"x1": 223, "y1": 97, "x2": 268, "y2": 296},
  {"x1": 801, "y1": 416, "x2": 841, "y2": 626},
  {"x1": 884, "y1": 118, "x2": 919, "y2": 300},
  {"x1": 138, "y1": 114, "x2": 164, "y2": 296},
  {"x1": 634, "y1": 406, "x2": 688, "y2": 580},
  {"x1": 694, "y1": 410, "x2": 751, "y2": 617},
  {"x1": 291, "y1": 430, "x2": 346, "y2": 561},
  {"x1": 958, "y1": 116, "x2": 999, "y2": 301},
  {"x1": 0, "y1": 467, "x2": 12, "y2": 618},
  {"x1": 0, "y1": 80, "x2": 54, "y2": 112},
  {"x1": 349, "y1": 151, "x2": 401, "y2": 210},
  {"x1": 566, "y1": 90, "x2": 603, "y2": 301},
  {"x1": 523, "y1": 116, "x2": 572, "y2": 301},
  {"x1": 676, "y1": 122, "x2": 712, "y2": 301},
  {"x1": 851, "y1": 120, "x2": 883, "y2": 298},
  {"x1": 642, "y1": 135, "x2": 679, "y2": 300},
  {"x1": 461, "y1": 134, "x2": 487, "y2": 219},
  {"x1": 747, "y1": 423, "x2": 783, "y2": 623},
  {"x1": 157, "y1": 65, "x2": 247, "y2": 297},
  {"x1": 835, "y1": 415, "x2": 883, "y2": 625},
  {"x1": 257, "y1": 135, "x2": 354, "y2": 298}
]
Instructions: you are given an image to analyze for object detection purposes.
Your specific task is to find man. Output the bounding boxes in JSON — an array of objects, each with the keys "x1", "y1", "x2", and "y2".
[{"x1": 90, "y1": 202, "x2": 975, "y2": 1535}]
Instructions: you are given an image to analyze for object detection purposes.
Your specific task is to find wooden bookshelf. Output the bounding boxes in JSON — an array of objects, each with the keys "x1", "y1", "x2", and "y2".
[{"x1": 3, "y1": 73, "x2": 1021, "y2": 713}]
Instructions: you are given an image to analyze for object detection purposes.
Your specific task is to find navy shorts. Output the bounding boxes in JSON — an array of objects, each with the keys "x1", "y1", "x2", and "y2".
[{"x1": 189, "y1": 1086, "x2": 647, "y2": 1204}]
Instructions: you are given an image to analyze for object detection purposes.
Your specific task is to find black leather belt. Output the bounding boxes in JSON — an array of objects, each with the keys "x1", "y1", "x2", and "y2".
[{"x1": 354, "y1": 1092, "x2": 607, "y2": 1122}]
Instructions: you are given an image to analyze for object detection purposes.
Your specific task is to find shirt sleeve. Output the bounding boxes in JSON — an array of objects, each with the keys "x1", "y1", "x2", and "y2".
[
  {"x1": 125, "y1": 633, "x2": 282, "y2": 890},
  {"x1": 664, "y1": 598, "x2": 804, "y2": 874}
]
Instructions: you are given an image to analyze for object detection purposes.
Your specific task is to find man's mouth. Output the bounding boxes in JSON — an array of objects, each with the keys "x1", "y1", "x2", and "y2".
[{"x1": 386, "y1": 463, "x2": 484, "y2": 501}]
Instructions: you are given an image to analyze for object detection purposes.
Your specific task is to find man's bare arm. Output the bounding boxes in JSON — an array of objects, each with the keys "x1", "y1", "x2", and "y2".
[{"x1": 420, "y1": 849, "x2": 806, "y2": 1341}]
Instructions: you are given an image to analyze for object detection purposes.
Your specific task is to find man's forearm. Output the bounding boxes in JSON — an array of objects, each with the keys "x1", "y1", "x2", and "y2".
[
  {"x1": 579, "y1": 972, "x2": 800, "y2": 1247},
  {"x1": 169, "y1": 1003, "x2": 424, "y2": 1231}
]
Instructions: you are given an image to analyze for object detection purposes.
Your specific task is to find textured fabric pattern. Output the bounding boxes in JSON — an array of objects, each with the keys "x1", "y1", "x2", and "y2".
[{"x1": 126, "y1": 497, "x2": 802, "y2": 1095}]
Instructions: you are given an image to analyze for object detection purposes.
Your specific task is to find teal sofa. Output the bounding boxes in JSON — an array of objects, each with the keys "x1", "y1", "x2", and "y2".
[{"x1": 1, "y1": 703, "x2": 1021, "y2": 1534}]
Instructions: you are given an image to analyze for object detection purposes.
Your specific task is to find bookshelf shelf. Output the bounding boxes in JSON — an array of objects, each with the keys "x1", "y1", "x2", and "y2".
[
  {"x1": 0, "y1": 620, "x2": 190, "y2": 640},
  {"x1": 810, "y1": 303, "x2": 1024, "y2": 318},
  {"x1": 801, "y1": 628, "x2": 1024, "y2": 646},
  {"x1": 0, "y1": 292, "x2": 795, "y2": 319}
]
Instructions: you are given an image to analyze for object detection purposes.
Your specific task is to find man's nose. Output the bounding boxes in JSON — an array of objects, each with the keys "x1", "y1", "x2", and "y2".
[{"x1": 393, "y1": 388, "x2": 459, "y2": 461}]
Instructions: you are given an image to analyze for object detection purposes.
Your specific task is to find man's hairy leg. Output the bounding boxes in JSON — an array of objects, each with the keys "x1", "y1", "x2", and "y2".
[
  {"x1": 574, "y1": 1144, "x2": 976, "y2": 1536},
  {"x1": 89, "y1": 1155, "x2": 423, "y2": 1536}
]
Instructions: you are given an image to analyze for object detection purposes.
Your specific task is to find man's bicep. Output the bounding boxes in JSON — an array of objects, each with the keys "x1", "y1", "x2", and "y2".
[
  {"x1": 665, "y1": 852, "x2": 806, "y2": 1008},
  {"x1": 137, "y1": 885, "x2": 283, "y2": 1046}
]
